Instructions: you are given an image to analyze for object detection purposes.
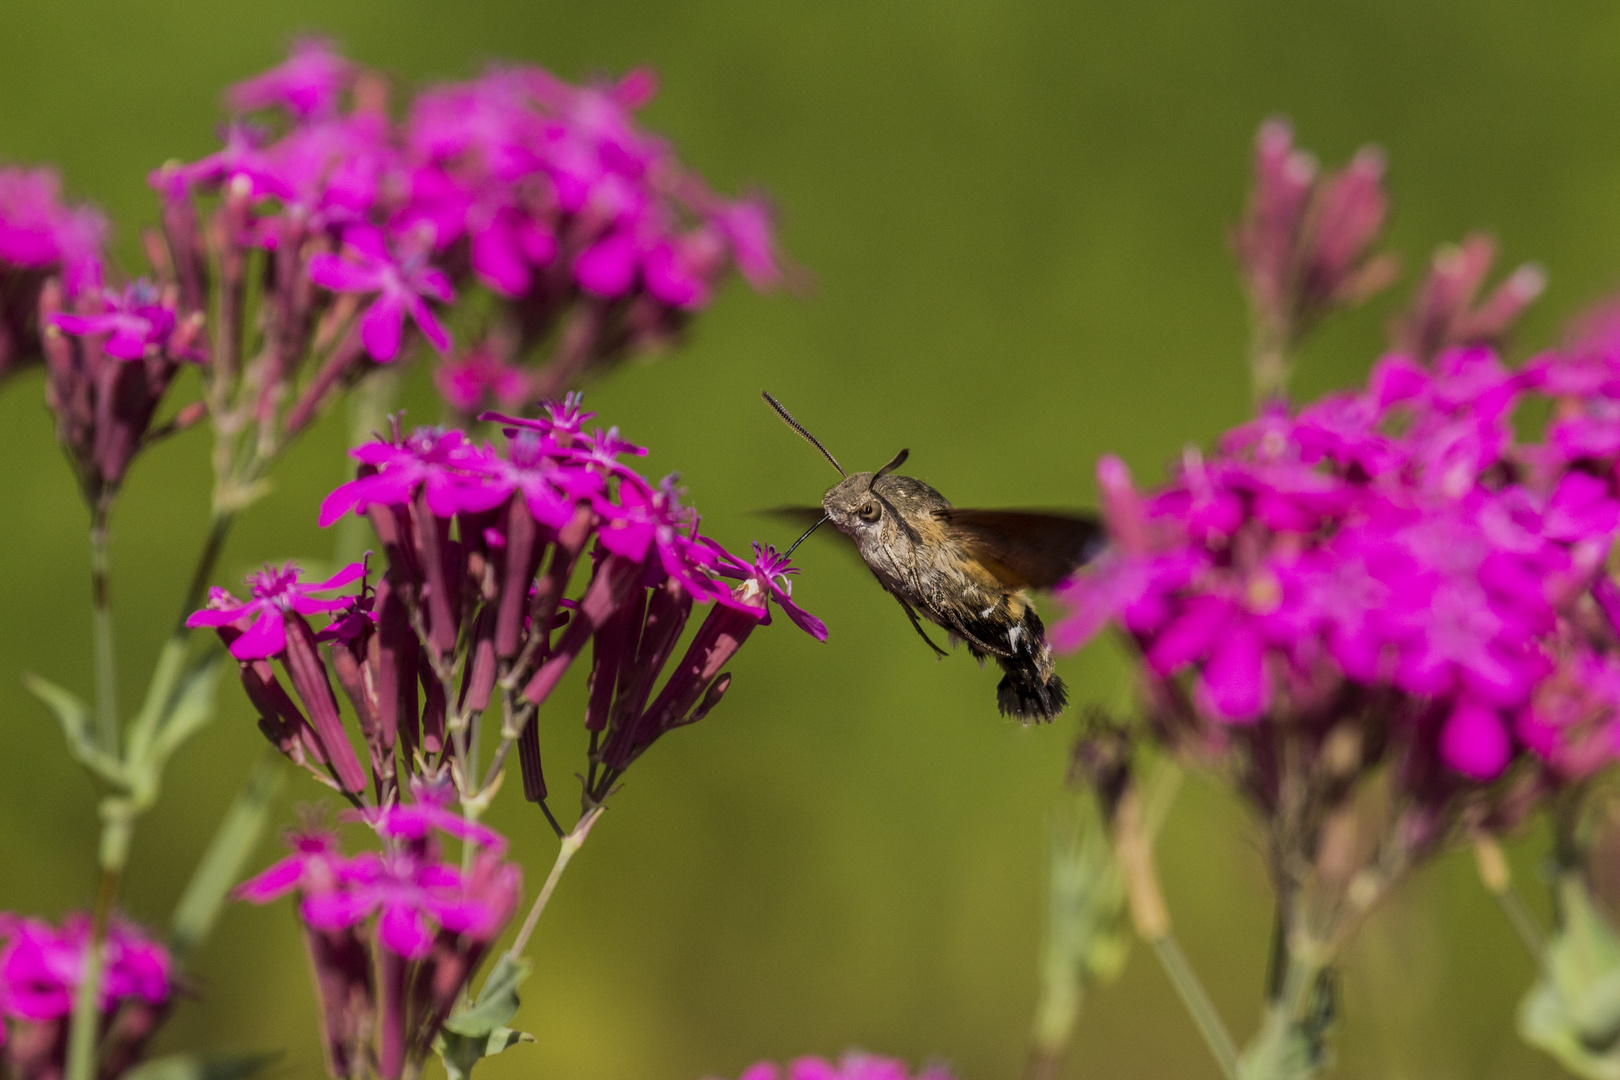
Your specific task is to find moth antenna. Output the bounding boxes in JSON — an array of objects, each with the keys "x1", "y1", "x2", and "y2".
[
  {"x1": 762, "y1": 390, "x2": 846, "y2": 478},
  {"x1": 784, "y1": 514, "x2": 830, "y2": 557},
  {"x1": 873, "y1": 448, "x2": 909, "y2": 480}
]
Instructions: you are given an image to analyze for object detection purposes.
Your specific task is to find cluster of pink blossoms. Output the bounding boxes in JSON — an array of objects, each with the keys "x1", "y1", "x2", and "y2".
[
  {"x1": 0, "y1": 914, "x2": 172, "y2": 1080},
  {"x1": 190, "y1": 395, "x2": 824, "y2": 809},
  {"x1": 0, "y1": 165, "x2": 106, "y2": 381},
  {"x1": 152, "y1": 38, "x2": 780, "y2": 413},
  {"x1": 236, "y1": 783, "x2": 520, "y2": 1080},
  {"x1": 1057, "y1": 315, "x2": 1620, "y2": 800},
  {"x1": 0, "y1": 40, "x2": 784, "y2": 510}
]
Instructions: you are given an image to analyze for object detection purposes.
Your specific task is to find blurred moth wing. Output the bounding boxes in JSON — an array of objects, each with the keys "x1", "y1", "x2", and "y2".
[{"x1": 935, "y1": 508, "x2": 1106, "y2": 591}]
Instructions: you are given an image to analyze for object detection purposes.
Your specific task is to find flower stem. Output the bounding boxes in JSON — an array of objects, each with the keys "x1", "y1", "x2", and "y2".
[
  {"x1": 127, "y1": 510, "x2": 236, "y2": 764},
  {"x1": 1238, "y1": 938, "x2": 1329, "y2": 1080},
  {"x1": 507, "y1": 806, "x2": 603, "y2": 960},
  {"x1": 64, "y1": 804, "x2": 133, "y2": 1080},
  {"x1": 178, "y1": 511, "x2": 235, "y2": 633},
  {"x1": 1473, "y1": 836, "x2": 1546, "y2": 959},
  {"x1": 1112, "y1": 772, "x2": 1237, "y2": 1079},
  {"x1": 89, "y1": 505, "x2": 117, "y2": 755},
  {"x1": 1152, "y1": 934, "x2": 1241, "y2": 1080}
]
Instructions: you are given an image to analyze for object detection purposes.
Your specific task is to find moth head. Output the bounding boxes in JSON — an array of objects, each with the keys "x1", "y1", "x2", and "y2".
[
  {"x1": 822, "y1": 448, "x2": 910, "y2": 532},
  {"x1": 822, "y1": 472, "x2": 882, "y2": 533}
]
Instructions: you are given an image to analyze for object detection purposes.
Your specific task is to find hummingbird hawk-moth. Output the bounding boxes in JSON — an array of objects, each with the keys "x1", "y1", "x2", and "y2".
[{"x1": 763, "y1": 391, "x2": 1105, "y2": 722}]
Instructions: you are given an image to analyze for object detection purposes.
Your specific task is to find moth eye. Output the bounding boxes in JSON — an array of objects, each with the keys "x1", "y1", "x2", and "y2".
[{"x1": 858, "y1": 501, "x2": 882, "y2": 523}]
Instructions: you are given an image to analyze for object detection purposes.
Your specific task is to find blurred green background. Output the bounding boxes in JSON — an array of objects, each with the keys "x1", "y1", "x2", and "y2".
[{"x1": 1, "y1": 2, "x2": 1616, "y2": 1078}]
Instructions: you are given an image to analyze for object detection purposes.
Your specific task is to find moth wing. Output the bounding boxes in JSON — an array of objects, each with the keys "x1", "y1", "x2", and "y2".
[{"x1": 937, "y1": 508, "x2": 1106, "y2": 591}]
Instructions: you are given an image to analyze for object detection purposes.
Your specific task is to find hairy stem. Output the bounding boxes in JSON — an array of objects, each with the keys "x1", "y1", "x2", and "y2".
[{"x1": 507, "y1": 806, "x2": 603, "y2": 960}]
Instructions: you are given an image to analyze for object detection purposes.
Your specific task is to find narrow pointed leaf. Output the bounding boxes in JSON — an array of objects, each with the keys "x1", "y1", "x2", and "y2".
[{"x1": 24, "y1": 672, "x2": 127, "y2": 788}]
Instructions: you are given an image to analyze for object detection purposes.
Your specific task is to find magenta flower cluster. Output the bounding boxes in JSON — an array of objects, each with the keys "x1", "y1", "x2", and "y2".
[
  {"x1": 0, "y1": 164, "x2": 107, "y2": 377},
  {"x1": 190, "y1": 395, "x2": 823, "y2": 808},
  {"x1": 731, "y1": 1054, "x2": 955, "y2": 1080},
  {"x1": 236, "y1": 784, "x2": 519, "y2": 1080},
  {"x1": 153, "y1": 38, "x2": 781, "y2": 415},
  {"x1": 0, "y1": 914, "x2": 172, "y2": 1080},
  {"x1": 1057, "y1": 339, "x2": 1620, "y2": 788}
]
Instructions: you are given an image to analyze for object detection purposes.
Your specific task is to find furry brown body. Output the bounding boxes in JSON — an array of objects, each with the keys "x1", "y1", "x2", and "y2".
[{"x1": 821, "y1": 470, "x2": 1072, "y2": 722}]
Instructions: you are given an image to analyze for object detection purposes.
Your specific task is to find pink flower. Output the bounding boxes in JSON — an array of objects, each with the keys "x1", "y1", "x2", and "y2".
[
  {"x1": 726, "y1": 1054, "x2": 956, "y2": 1080},
  {"x1": 307, "y1": 226, "x2": 454, "y2": 361},
  {"x1": 317, "y1": 428, "x2": 505, "y2": 526},
  {"x1": 713, "y1": 197, "x2": 782, "y2": 290},
  {"x1": 235, "y1": 827, "x2": 345, "y2": 903},
  {"x1": 240, "y1": 808, "x2": 522, "y2": 960},
  {"x1": 595, "y1": 476, "x2": 722, "y2": 598},
  {"x1": 226, "y1": 38, "x2": 354, "y2": 120},
  {"x1": 0, "y1": 164, "x2": 107, "y2": 282},
  {"x1": 51, "y1": 280, "x2": 184, "y2": 361},
  {"x1": 714, "y1": 542, "x2": 829, "y2": 641},
  {"x1": 433, "y1": 345, "x2": 530, "y2": 413},
  {"x1": 0, "y1": 914, "x2": 171, "y2": 1021},
  {"x1": 187, "y1": 561, "x2": 367, "y2": 659},
  {"x1": 346, "y1": 779, "x2": 507, "y2": 855}
]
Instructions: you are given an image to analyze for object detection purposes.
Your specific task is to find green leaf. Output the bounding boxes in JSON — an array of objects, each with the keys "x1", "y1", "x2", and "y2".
[
  {"x1": 1520, "y1": 873, "x2": 1620, "y2": 1079},
  {"x1": 24, "y1": 673, "x2": 126, "y2": 789},
  {"x1": 445, "y1": 954, "x2": 533, "y2": 1038},
  {"x1": 433, "y1": 1026, "x2": 534, "y2": 1080},
  {"x1": 169, "y1": 748, "x2": 287, "y2": 963},
  {"x1": 119, "y1": 1051, "x2": 280, "y2": 1080}
]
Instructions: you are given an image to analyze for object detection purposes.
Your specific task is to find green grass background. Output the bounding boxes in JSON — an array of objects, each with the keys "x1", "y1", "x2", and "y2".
[{"x1": 1, "y1": 2, "x2": 1615, "y2": 1078}]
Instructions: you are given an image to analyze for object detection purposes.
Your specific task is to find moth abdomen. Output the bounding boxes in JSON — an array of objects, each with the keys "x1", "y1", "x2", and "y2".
[{"x1": 992, "y1": 607, "x2": 1066, "y2": 723}]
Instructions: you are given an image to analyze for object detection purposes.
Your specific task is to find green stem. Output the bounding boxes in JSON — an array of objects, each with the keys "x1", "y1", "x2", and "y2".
[
  {"x1": 1238, "y1": 937, "x2": 1330, "y2": 1080},
  {"x1": 1474, "y1": 836, "x2": 1547, "y2": 961},
  {"x1": 1152, "y1": 933, "x2": 1241, "y2": 1080},
  {"x1": 89, "y1": 506, "x2": 117, "y2": 755},
  {"x1": 65, "y1": 805, "x2": 134, "y2": 1080},
  {"x1": 127, "y1": 511, "x2": 235, "y2": 765},
  {"x1": 507, "y1": 807, "x2": 603, "y2": 960},
  {"x1": 178, "y1": 511, "x2": 235, "y2": 634},
  {"x1": 1248, "y1": 314, "x2": 1294, "y2": 406},
  {"x1": 1494, "y1": 887, "x2": 1548, "y2": 960}
]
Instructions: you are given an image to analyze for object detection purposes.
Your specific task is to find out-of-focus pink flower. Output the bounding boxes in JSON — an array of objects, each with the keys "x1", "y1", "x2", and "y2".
[
  {"x1": 226, "y1": 38, "x2": 354, "y2": 120},
  {"x1": 51, "y1": 280, "x2": 185, "y2": 361},
  {"x1": 724, "y1": 1053, "x2": 956, "y2": 1080},
  {"x1": 0, "y1": 164, "x2": 107, "y2": 284},
  {"x1": 307, "y1": 226, "x2": 454, "y2": 361},
  {"x1": 0, "y1": 915, "x2": 172, "y2": 1080},
  {"x1": 434, "y1": 344, "x2": 530, "y2": 413},
  {"x1": 0, "y1": 915, "x2": 171, "y2": 1022}
]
